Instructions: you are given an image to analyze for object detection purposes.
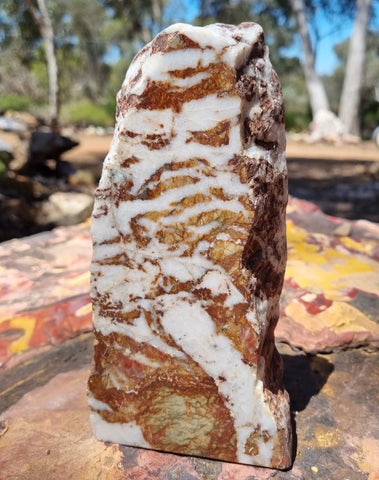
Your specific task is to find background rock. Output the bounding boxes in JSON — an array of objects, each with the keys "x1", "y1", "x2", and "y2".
[
  {"x1": 0, "y1": 342, "x2": 377, "y2": 479},
  {"x1": 38, "y1": 191, "x2": 94, "y2": 226},
  {"x1": 0, "y1": 198, "x2": 378, "y2": 368}
]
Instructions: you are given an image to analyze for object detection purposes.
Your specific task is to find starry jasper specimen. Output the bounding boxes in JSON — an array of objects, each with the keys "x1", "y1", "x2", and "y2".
[{"x1": 88, "y1": 22, "x2": 292, "y2": 469}]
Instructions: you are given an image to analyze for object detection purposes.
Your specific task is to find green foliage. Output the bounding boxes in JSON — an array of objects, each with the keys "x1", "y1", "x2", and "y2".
[
  {"x1": 195, "y1": 0, "x2": 295, "y2": 52},
  {"x1": 280, "y1": 58, "x2": 311, "y2": 132},
  {"x1": 30, "y1": 49, "x2": 49, "y2": 95},
  {"x1": 0, "y1": 0, "x2": 376, "y2": 136},
  {"x1": 327, "y1": 31, "x2": 379, "y2": 138},
  {"x1": 104, "y1": 96, "x2": 117, "y2": 120},
  {"x1": 196, "y1": 0, "x2": 252, "y2": 25},
  {"x1": 283, "y1": 85, "x2": 312, "y2": 132},
  {"x1": 100, "y1": 0, "x2": 167, "y2": 51},
  {"x1": 361, "y1": 99, "x2": 379, "y2": 140},
  {"x1": 0, "y1": 95, "x2": 31, "y2": 113},
  {"x1": 0, "y1": 160, "x2": 7, "y2": 176},
  {"x1": 61, "y1": 101, "x2": 114, "y2": 127},
  {"x1": 66, "y1": 0, "x2": 108, "y2": 98},
  {"x1": 106, "y1": 56, "x2": 131, "y2": 97},
  {"x1": 284, "y1": 109, "x2": 311, "y2": 132},
  {"x1": 323, "y1": 70, "x2": 344, "y2": 113},
  {"x1": 0, "y1": 1, "x2": 41, "y2": 61}
]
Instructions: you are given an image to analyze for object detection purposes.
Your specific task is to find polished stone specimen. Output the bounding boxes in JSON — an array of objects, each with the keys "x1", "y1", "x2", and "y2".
[{"x1": 88, "y1": 22, "x2": 292, "y2": 468}]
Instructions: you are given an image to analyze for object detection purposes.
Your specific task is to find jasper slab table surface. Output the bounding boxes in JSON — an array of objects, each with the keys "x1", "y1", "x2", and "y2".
[{"x1": 0, "y1": 197, "x2": 378, "y2": 479}]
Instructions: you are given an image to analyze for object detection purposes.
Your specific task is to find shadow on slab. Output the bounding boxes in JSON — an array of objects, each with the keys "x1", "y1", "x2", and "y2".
[
  {"x1": 281, "y1": 353, "x2": 334, "y2": 465},
  {"x1": 282, "y1": 353, "x2": 334, "y2": 413},
  {"x1": 287, "y1": 157, "x2": 379, "y2": 222}
]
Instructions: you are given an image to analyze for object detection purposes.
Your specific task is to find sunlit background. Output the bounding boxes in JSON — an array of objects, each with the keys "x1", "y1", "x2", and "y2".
[
  {"x1": 0, "y1": 0, "x2": 378, "y2": 242},
  {"x1": 0, "y1": 0, "x2": 378, "y2": 137}
]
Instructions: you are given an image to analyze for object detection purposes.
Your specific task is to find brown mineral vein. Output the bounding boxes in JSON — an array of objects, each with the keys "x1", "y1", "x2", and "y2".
[
  {"x1": 132, "y1": 158, "x2": 209, "y2": 199},
  {"x1": 118, "y1": 62, "x2": 237, "y2": 113},
  {"x1": 151, "y1": 32, "x2": 202, "y2": 54},
  {"x1": 143, "y1": 175, "x2": 200, "y2": 200},
  {"x1": 186, "y1": 120, "x2": 232, "y2": 147},
  {"x1": 119, "y1": 130, "x2": 174, "y2": 150},
  {"x1": 90, "y1": 329, "x2": 239, "y2": 461},
  {"x1": 120, "y1": 156, "x2": 140, "y2": 168},
  {"x1": 168, "y1": 62, "x2": 213, "y2": 78}
]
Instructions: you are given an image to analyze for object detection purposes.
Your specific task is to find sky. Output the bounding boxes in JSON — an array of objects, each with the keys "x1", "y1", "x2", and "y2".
[
  {"x1": 176, "y1": 0, "x2": 379, "y2": 76},
  {"x1": 299, "y1": 6, "x2": 378, "y2": 75},
  {"x1": 290, "y1": 9, "x2": 355, "y2": 75}
]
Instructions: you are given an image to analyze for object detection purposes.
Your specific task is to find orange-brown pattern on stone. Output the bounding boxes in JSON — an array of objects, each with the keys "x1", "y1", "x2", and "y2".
[
  {"x1": 186, "y1": 120, "x2": 232, "y2": 147},
  {"x1": 88, "y1": 22, "x2": 292, "y2": 469},
  {"x1": 119, "y1": 62, "x2": 238, "y2": 114},
  {"x1": 89, "y1": 331, "x2": 238, "y2": 462}
]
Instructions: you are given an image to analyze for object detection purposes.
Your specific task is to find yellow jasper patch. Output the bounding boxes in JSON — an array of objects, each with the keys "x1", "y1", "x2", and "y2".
[
  {"x1": 9, "y1": 315, "x2": 36, "y2": 354},
  {"x1": 285, "y1": 300, "x2": 379, "y2": 335},
  {"x1": 286, "y1": 220, "x2": 378, "y2": 300}
]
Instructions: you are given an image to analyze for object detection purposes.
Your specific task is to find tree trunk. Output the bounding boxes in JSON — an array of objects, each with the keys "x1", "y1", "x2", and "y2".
[
  {"x1": 289, "y1": 0, "x2": 330, "y2": 117},
  {"x1": 339, "y1": 0, "x2": 371, "y2": 136},
  {"x1": 26, "y1": 0, "x2": 59, "y2": 129}
]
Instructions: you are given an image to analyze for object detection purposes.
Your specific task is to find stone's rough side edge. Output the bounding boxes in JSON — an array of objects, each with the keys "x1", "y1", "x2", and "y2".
[{"x1": 88, "y1": 22, "x2": 292, "y2": 470}]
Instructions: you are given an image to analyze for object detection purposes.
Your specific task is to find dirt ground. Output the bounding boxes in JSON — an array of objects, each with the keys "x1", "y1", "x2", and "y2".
[
  {"x1": 60, "y1": 131, "x2": 379, "y2": 163},
  {"x1": 1, "y1": 131, "x2": 379, "y2": 242},
  {"x1": 285, "y1": 140, "x2": 379, "y2": 222},
  {"x1": 62, "y1": 133, "x2": 379, "y2": 223}
]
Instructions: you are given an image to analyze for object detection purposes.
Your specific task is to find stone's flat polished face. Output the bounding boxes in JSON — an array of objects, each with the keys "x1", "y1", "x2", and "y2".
[{"x1": 88, "y1": 22, "x2": 292, "y2": 469}]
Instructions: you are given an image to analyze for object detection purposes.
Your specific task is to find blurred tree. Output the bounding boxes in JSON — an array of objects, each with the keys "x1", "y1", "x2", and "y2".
[
  {"x1": 0, "y1": 1, "x2": 41, "y2": 61},
  {"x1": 197, "y1": 0, "x2": 252, "y2": 24},
  {"x1": 0, "y1": 48, "x2": 43, "y2": 100},
  {"x1": 100, "y1": 0, "x2": 166, "y2": 54},
  {"x1": 339, "y1": 0, "x2": 372, "y2": 135},
  {"x1": 1, "y1": 0, "x2": 111, "y2": 119},
  {"x1": 281, "y1": 58, "x2": 311, "y2": 131},
  {"x1": 196, "y1": 0, "x2": 297, "y2": 74},
  {"x1": 326, "y1": 31, "x2": 379, "y2": 139},
  {"x1": 0, "y1": 0, "x2": 173, "y2": 126},
  {"x1": 1, "y1": 0, "x2": 376, "y2": 136},
  {"x1": 288, "y1": 0, "x2": 330, "y2": 116},
  {"x1": 0, "y1": 2, "x2": 45, "y2": 101},
  {"x1": 26, "y1": 0, "x2": 59, "y2": 129},
  {"x1": 99, "y1": 0, "x2": 170, "y2": 107},
  {"x1": 66, "y1": 0, "x2": 108, "y2": 99},
  {"x1": 362, "y1": 32, "x2": 379, "y2": 138},
  {"x1": 288, "y1": 0, "x2": 375, "y2": 139}
]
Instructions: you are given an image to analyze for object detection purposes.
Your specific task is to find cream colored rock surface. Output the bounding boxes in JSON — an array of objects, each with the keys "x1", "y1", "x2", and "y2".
[{"x1": 88, "y1": 22, "x2": 291, "y2": 468}]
